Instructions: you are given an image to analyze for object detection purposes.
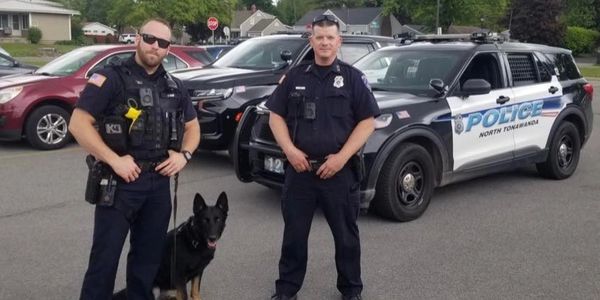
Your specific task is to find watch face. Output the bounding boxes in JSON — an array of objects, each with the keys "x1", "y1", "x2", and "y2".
[{"x1": 184, "y1": 151, "x2": 192, "y2": 161}]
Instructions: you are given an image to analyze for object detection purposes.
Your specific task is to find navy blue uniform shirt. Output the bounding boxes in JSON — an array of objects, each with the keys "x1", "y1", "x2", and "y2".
[
  {"x1": 266, "y1": 59, "x2": 380, "y2": 158},
  {"x1": 76, "y1": 55, "x2": 196, "y2": 122}
]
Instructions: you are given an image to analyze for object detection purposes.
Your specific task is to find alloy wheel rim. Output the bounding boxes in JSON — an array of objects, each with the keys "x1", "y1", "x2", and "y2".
[
  {"x1": 36, "y1": 113, "x2": 67, "y2": 145},
  {"x1": 396, "y1": 161, "x2": 424, "y2": 207}
]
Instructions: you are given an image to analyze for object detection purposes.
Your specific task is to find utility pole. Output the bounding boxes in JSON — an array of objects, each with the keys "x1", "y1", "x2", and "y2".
[{"x1": 436, "y1": 0, "x2": 440, "y2": 34}]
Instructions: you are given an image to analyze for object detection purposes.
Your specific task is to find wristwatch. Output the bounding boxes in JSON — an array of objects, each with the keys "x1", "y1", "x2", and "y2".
[{"x1": 182, "y1": 150, "x2": 192, "y2": 162}]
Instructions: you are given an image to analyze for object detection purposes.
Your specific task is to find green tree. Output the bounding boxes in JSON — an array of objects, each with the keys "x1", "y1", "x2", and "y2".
[
  {"x1": 276, "y1": 0, "x2": 318, "y2": 25},
  {"x1": 565, "y1": 0, "x2": 600, "y2": 30},
  {"x1": 316, "y1": 0, "x2": 365, "y2": 8},
  {"x1": 510, "y1": 0, "x2": 566, "y2": 46},
  {"x1": 237, "y1": 0, "x2": 276, "y2": 14}
]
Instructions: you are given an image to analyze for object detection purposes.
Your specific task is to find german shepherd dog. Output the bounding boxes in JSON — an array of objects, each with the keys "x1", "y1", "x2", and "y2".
[{"x1": 113, "y1": 192, "x2": 228, "y2": 300}]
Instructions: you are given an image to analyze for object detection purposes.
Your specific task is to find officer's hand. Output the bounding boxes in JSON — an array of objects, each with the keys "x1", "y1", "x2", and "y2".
[
  {"x1": 156, "y1": 149, "x2": 188, "y2": 177},
  {"x1": 318, "y1": 153, "x2": 347, "y2": 180},
  {"x1": 284, "y1": 146, "x2": 311, "y2": 173},
  {"x1": 111, "y1": 155, "x2": 141, "y2": 183}
]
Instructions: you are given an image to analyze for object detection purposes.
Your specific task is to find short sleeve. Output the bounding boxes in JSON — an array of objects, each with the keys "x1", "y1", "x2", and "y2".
[
  {"x1": 265, "y1": 72, "x2": 292, "y2": 118},
  {"x1": 76, "y1": 68, "x2": 120, "y2": 119},
  {"x1": 352, "y1": 70, "x2": 380, "y2": 121}
]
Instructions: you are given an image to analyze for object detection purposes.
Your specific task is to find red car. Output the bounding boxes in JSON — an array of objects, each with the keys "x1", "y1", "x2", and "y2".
[{"x1": 0, "y1": 44, "x2": 211, "y2": 150}]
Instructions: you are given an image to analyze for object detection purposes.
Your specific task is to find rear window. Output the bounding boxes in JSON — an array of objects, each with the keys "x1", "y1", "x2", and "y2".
[
  {"x1": 544, "y1": 53, "x2": 581, "y2": 81},
  {"x1": 184, "y1": 50, "x2": 213, "y2": 65},
  {"x1": 507, "y1": 53, "x2": 538, "y2": 86}
]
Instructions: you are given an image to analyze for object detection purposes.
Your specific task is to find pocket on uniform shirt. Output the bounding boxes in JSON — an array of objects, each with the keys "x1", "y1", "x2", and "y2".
[{"x1": 326, "y1": 89, "x2": 351, "y2": 118}]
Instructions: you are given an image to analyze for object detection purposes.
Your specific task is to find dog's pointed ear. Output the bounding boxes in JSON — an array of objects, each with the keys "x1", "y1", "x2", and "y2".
[
  {"x1": 194, "y1": 193, "x2": 207, "y2": 214},
  {"x1": 216, "y1": 191, "x2": 228, "y2": 212}
]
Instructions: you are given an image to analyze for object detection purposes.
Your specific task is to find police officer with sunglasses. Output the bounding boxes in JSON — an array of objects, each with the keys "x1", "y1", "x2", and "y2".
[
  {"x1": 267, "y1": 15, "x2": 380, "y2": 300},
  {"x1": 70, "y1": 18, "x2": 200, "y2": 300}
]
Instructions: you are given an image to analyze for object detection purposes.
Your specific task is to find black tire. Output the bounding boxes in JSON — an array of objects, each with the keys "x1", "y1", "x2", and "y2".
[
  {"x1": 373, "y1": 143, "x2": 435, "y2": 222},
  {"x1": 536, "y1": 121, "x2": 581, "y2": 179},
  {"x1": 25, "y1": 105, "x2": 71, "y2": 150}
]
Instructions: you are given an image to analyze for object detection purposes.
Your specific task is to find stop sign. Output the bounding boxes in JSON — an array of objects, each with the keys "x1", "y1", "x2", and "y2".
[{"x1": 207, "y1": 17, "x2": 219, "y2": 31}]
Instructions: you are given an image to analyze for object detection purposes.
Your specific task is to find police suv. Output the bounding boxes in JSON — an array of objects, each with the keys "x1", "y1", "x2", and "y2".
[
  {"x1": 233, "y1": 33, "x2": 594, "y2": 222},
  {"x1": 172, "y1": 33, "x2": 394, "y2": 153}
]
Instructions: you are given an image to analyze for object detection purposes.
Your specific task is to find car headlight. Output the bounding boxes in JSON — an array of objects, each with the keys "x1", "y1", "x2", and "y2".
[
  {"x1": 191, "y1": 88, "x2": 234, "y2": 101},
  {"x1": 0, "y1": 86, "x2": 23, "y2": 104},
  {"x1": 374, "y1": 113, "x2": 393, "y2": 129}
]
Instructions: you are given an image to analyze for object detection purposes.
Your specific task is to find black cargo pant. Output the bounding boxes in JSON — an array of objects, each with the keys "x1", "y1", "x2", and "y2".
[
  {"x1": 80, "y1": 171, "x2": 171, "y2": 300},
  {"x1": 275, "y1": 165, "x2": 362, "y2": 297}
]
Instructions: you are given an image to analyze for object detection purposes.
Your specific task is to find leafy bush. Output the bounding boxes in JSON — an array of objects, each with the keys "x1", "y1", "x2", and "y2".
[
  {"x1": 28, "y1": 27, "x2": 42, "y2": 44},
  {"x1": 564, "y1": 26, "x2": 600, "y2": 56}
]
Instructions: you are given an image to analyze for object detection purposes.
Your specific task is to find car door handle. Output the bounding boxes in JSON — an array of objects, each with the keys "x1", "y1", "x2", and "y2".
[
  {"x1": 548, "y1": 86, "x2": 559, "y2": 94},
  {"x1": 496, "y1": 96, "x2": 510, "y2": 104}
]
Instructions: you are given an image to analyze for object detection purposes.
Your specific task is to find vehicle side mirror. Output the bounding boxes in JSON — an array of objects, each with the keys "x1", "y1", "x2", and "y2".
[
  {"x1": 13, "y1": 61, "x2": 20, "y2": 67},
  {"x1": 280, "y1": 50, "x2": 292, "y2": 62},
  {"x1": 429, "y1": 78, "x2": 447, "y2": 96},
  {"x1": 461, "y1": 79, "x2": 491, "y2": 96}
]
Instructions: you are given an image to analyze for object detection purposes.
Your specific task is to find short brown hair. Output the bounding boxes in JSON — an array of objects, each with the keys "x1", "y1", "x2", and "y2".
[{"x1": 139, "y1": 18, "x2": 171, "y2": 34}]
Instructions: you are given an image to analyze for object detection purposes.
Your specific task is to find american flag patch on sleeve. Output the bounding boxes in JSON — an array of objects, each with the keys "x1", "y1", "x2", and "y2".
[{"x1": 88, "y1": 73, "x2": 107, "y2": 88}]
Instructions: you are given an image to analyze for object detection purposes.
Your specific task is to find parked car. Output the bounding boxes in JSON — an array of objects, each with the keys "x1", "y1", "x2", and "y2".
[
  {"x1": 197, "y1": 45, "x2": 234, "y2": 61},
  {"x1": 233, "y1": 33, "x2": 594, "y2": 222},
  {"x1": 173, "y1": 33, "x2": 395, "y2": 154},
  {"x1": 0, "y1": 44, "x2": 211, "y2": 150},
  {"x1": 0, "y1": 53, "x2": 37, "y2": 77},
  {"x1": 118, "y1": 33, "x2": 136, "y2": 44}
]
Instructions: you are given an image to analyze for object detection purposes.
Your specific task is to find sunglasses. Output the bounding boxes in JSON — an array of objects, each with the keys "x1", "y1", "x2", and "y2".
[
  {"x1": 140, "y1": 33, "x2": 171, "y2": 49},
  {"x1": 312, "y1": 14, "x2": 339, "y2": 26}
]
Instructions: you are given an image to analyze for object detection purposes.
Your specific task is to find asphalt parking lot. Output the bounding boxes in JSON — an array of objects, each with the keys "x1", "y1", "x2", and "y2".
[{"x1": 0, "y1": 81, "x2": 599, "y2": 299}]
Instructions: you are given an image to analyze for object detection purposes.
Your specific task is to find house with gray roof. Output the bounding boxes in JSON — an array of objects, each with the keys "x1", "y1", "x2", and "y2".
[
  {"x1": 293, "y1": 7, "x2": 401, "y2": 37},
  {"x1": 230, "y1": 6, "x2": 279, "y2": 38},
  {"x1": 247, "y1": 18, "x2": 292, "y2": 37},
  {"x1": 0, "y1": 0, "x2": 79, "y2": 43}
]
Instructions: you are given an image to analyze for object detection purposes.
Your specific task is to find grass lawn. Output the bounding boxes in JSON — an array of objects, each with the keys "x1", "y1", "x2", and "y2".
[
  {"x1": 580, "y1": 65, "x2": 600, "y2": 79},
  {"x1": 0, "y1": 43, "x2": 80, "y2": 57}
]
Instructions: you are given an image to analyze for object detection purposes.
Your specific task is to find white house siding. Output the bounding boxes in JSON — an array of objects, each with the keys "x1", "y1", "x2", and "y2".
[
  {"x1": 83, "y1": 23, "x2": 116, "y2": 36},
  {"x1": 240, "y1": 11, "x2": 274, "y2": 37},
  {"x1": 31, "y1": 13, "x2": 70, "y2": 42}
]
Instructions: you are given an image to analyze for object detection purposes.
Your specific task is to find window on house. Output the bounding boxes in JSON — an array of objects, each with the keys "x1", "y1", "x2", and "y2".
[
  {"x1": 22, "y1": 15, "x2": 29, "y2": 29},
  {"x1": 0, "y1": 15, "x2": 8, "y2": 29},
  {"x1": 12, "y1": 15, "x2": 19, "y2": 30}
]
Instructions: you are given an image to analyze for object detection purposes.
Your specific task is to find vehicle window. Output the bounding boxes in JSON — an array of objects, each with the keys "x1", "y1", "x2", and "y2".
[
  {"x1": 87, "y1": 52, "x2": 133, "y2": 76},
  {"x1": 184, "y1": 50, "x2": 212, "y2": 65},
  {"x1": 213, "y1": 38, "x2": 306, "y2": 70},
  {"x1": 174, "y1": 55, "x2": 188, "y2": 69},
  {"x1": 339, "y1": 43, "x2": 373, "y2": 64},
  {"x1": 559, "y1": 53, "x2": 581, "y2": 80},
  {"x1": 354, "y1": 49, "x2": 465, "y2": 96},
  {"x1": 36, "y1": 48, "x2": 102, "y2": 76},
  {"x1": 460, "y1": 53, "x2": 503, "y2": 90},
  {"x1": 533, "y1": 53, "x2": 552, "y2": 82},
  {"x1": 507, "y1": 53, "x2": 538, "y2": 87},
  {"x1": 0, "y1": 55, "x2": 12, "y2": 66}
]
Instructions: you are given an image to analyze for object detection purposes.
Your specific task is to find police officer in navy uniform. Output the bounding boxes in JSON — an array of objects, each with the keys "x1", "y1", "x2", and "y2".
[
  {"x1": 267, "y1": 15, "x2": 380, "y2": 300},
  {"x1": 69, "y1": 18, "x2": 200, "y2": 300}
]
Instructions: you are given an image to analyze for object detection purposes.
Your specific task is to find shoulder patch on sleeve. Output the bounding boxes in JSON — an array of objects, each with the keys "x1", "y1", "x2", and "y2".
[
  {"x1": 88, "y1": 73, "x2": 107, "y2": 88},
  {"x1": 361, "y1": 74, "x2": 371, "y2": 92},
  {"x1": 278, "y1": 74, "x2": 286, "y2": 85}
]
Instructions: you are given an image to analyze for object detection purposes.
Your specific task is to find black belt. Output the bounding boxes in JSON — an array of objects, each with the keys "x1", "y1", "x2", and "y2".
[
  {"x1": 308, "y1": 158, "x2": 326, "y2": 171},
  {"x1": 137, "y1": 160, "x2": 162, "y2": 172}
]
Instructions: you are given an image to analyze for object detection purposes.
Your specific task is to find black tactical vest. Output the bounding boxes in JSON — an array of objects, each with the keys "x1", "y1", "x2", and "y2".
[{"x1": 100, "y1": 64, "x2": 185, "y2": 161}]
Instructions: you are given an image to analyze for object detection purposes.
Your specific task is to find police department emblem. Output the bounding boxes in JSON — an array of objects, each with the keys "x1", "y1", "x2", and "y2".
[
  {"x1": 453, "y1": 114, "x2": 464, "y2": 135},
  {"x1": 333, "y1": 75, "x2": 344, "y2": 88}
]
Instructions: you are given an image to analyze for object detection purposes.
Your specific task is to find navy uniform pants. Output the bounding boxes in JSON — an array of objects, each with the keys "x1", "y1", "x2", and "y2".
[
  {"x1": 276, "y1": 166, "x2": 362, "y2": 297},
  {"x1": 80, "y1": 171, "x2": 171, "y2": 300}
]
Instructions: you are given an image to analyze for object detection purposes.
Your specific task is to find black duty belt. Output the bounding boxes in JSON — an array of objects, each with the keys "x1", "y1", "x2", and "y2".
[
  {"x1": 309, "y1": 158, "x2": 326, "y2": 171},
  {"x1": 137, "y1": 160, "x2": 162, "y2": 172}
]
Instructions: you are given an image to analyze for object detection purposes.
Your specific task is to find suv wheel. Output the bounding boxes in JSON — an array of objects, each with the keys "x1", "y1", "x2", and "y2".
[
  {"x1": 373, "y1": 143, "x2": 435, "y2": 221},
  {"x1": 25, "y1": 105, "x2": 71, "y2": 150},
  {"x1": 536, "y1": 121, "x2": 581, "y2": 179}
]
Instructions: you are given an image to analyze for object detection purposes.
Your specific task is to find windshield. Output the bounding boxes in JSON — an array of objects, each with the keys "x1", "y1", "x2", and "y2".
[
  {"x1": 36, "y1": 48, "x2": 102, "y2": 76},
  {"x1": 213, "y1": 38, "x2": 306, "y2": 70},
  {"x1": 355, "y1": 49, "x2": 467, "y2": 96}
]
